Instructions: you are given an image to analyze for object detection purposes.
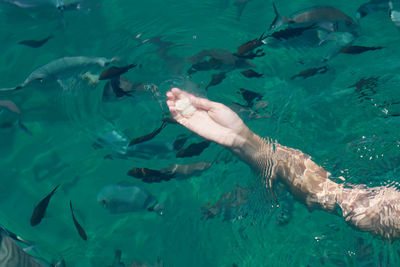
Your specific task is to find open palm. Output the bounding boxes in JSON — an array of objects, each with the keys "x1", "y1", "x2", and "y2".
[{"x1": 166, "y1": 88, "x2": 247, "y2": 148}]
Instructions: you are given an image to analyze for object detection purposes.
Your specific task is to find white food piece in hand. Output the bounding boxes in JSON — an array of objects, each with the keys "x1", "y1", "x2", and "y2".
[{"x1": 175, "y1": 97, "x2": 197, "y2": 117}]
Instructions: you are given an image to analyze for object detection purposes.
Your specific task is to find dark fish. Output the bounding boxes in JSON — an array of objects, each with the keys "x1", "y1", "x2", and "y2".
[
  {"x1": 186, "y1": 49, "x2": 254, "y2": 74},
  {"x1": 205, "y1": 72, "x2": 227, "y2": 90},
  {"x1": 290, "y1": 66, "x2": 328, "y2": 80},
  {"x1": 356, "y1": 0, "x2": 389, "y2": 20},
  {"x1": 234, "y1": 0, "x2": 250, "y2": 21},
  {"x1": 187, "y1": 58, "x2": 223, "y2": 74},
  {"x1": 267, "y1": 24, "x2": 317, "y2": 41},
  {"x1": 237, "y1": 88, "x2": 263, "y2": 107},
  {"x1": 128, "y1": 162, "x2": 211, "y2": 183},
  {"x1": 30, "y1": 185, "x2": 60, "y2": 226},
  {"x1": 128, "y1": 121, "x2": 167, "y2": 147},
  {"x1": 69, "y1": 201, "x2": 87, "y2": 241},
  {"x1": 103, "y1": 77, "x2": 133, "y2": 99},
  {"x1": 99, "y1": 64, "x2": 137, "y2": 80},
  {"x1": 176, "y1": 140, "x2": 211, "y2": 158},
  {"x1": 240, "y1": 69, "x2": 263, "y2": 78},
  {"x1": 173, "y1": 134, "x2": 189, "y2": 150},
  {"x1": 348, "y1": 77, "x2": 379, "y2": 102},
  {"x1": 270, "y1": 4, "x2": 359, "y2": 35},
  {"x1": 236, "y1": 32, "x2": 265, "y2": 56},
  {"x1": 127, "y1": 167, "x2": 175, "y2": 183},
  {"x1": 18, "y1": 35, "x2": 53, "y2": 48},
  {"x1": 339, "y1": 45, "x2": 383, "y2": 54}
]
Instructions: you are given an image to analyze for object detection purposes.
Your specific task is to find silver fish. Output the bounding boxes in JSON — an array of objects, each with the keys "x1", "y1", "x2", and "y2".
[
  {"x1": 356, "y1": 0, "x2": 389, "y2": 20},
  {"x1": 0, "y1": 56, "x2": 116, "y2": 91},
  {"x1": 270, "y1": 4, "x2": 360, "y2": 35},
  {"x1": 97, "y1": 183, "x2": 159, "y2": 214}
]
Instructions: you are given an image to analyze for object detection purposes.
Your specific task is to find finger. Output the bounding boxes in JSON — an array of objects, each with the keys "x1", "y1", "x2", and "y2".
[
  {"x1": 166, "y1": 91, "x2": 176, "y2": 102},
  {"x1": 190, "y1": 96, "x2": 216, "y2": 111}
]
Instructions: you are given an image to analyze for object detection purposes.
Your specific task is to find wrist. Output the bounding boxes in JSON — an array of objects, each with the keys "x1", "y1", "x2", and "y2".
[{"x1": 230, "y1": 126, "x2": 263, "y2": 160}]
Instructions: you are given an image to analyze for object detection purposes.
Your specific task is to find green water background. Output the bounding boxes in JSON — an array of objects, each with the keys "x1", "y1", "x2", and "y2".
[{"x1": 0, "y1": 0, "x2": 400, "y2": 266}]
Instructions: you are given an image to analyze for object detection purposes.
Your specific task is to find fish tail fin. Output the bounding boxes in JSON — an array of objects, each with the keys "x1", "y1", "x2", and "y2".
[{"x1": 269, "y1": 3, "x2": 284, "y2": 30}]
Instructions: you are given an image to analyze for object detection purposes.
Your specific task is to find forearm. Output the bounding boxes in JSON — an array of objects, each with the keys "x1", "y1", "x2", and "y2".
[
  {"x1": 230, "y1": 128, "x2": 340, "y2": 212},
  {"x1": 229, "y1": 127, "x2": 400, "y2": 241}
]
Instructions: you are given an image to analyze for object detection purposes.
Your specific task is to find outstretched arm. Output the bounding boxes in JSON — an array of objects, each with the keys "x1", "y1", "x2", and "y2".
[{"x1": 166, "y1": 88, "x2": 400, "y2": 242}]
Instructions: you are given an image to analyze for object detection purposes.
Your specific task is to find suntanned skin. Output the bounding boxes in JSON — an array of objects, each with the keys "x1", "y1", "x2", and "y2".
[{"x1": 166, "y1": 87, "x2": 400, "y2": 243}]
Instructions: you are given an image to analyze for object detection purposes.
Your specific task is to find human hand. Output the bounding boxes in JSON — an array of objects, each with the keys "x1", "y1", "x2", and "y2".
[{"x1": 166, "y1": 88, "x2": 249, "y2": 148}]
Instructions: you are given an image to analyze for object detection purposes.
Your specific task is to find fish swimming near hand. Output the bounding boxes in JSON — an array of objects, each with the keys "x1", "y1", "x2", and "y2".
[
  {"x1": 205, "y1": 72, "x2": 227, "y2": 90},
  {"x1": 269, "y1": 3, "x2": 359, "y2": 35},
  {"x1": 339, "y1": 45, "x2": 384, "y2": 54},
  {"x1": 290, "y1": 66, "x2": 328, "y2": 80},
  {"x1": 186, "y1": 49, "x2": 254, "y2": 74},
  {"x1": 128, "y1": 121, "x2": 167, "y2": 147},
  {"x1": 99, "y1": 64, "x2": 137, "y2": 80},
  {"x1": 235, "y1": 32, "x2": 266, "y2": 59},
  {"x1": 176, "y1": 140, "x2": 211, "y2": 158},
  {"x1": 237, "y1": 88, "x2": 263, "y2": 107},
  {"x1": 240, "y1": 69, "x2": 263, "y2": 78},
  {"x1": 19, "y1": 35, "x2": 54, "y2": 48},
  {"x1": 356, "y1": 0, "x2": 389, "y2": 20},
  {"x1": 97, "y1": 183, "x2": 161, "y2": 214},
  {"x1": 0, "y1": 56, "x2": 116, "y2": 92},
  {"x1": 69, "y1": 201, "x2": 87, "y2": 241},
  {"x1": 128, "y1": 161, "x2": 212, "y2": 183},
  {"x1": 30, "y1": 184, "x2": 59, "y2": 226}
]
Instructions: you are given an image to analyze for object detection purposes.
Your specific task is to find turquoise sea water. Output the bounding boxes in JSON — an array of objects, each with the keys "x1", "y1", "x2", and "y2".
[{"x1": 1, "y1": 0, "x2": 400, "y2": 266}]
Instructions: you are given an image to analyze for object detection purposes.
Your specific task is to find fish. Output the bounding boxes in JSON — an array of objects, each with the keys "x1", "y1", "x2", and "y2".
[
  {"x1": 97, "y1": 183, "x2": 160, "y2": 214},
  {"x1": 103, "y1": 77, "x2": 133, "y2": 99},
  {"x1": 266, "y1": 24, "x2": 317, "y2": 41},
  {"x1": 30, "y1": 184, "x2": 59, "y2": 226},
  {"x1": 236, "y1": 32, "x2": 266, "y2": 58},
  {"x1": 18, "y1": 35, "x2": 54, "y2": 48},
  {"x1": 240, "y1": 69, "x2": 263, "y2": 78},
  {"x1": 128, "y1": 121, "x2": 167, "y2": 147},
  {"x1": 127, "y1": 168, "x2": 175, "y2": 183},
  {"x1": 69, "y1": 201, "x2": 87, "y2": 241},
  {"x1": 176, "y1": 140, "x2": 211, "y2": 158},
  {"x1": 128, "y1": 162, "x2": 212, "y2": 183},
  {"x1": 172, "y1": 134, "x2": 188, "y2": 150},
  {"x1": 339, "y1": 45, "x2": 384, "y2": 54},
  {"x1": 237, "y1": 88, "x2": 263, "y2": 107},
  {"x1": 205, "y1": 72, "x2": 227, "y2": 90},
  {"x1": 186, "y1": 49, "x2": 254, "y2": 74},
  {"x1": 356, "y1": 0, "x2": 389, "y2": 20},
  {"x1": 99, "y1": 64, "x2": 137, "y2": 80},
  {"x1": 0, "y1": 56, "x2": 116, "y2": 91},
  {"x1": 269, "y1": 4, "x2": 359, "y2": 35},
  {"x1": 290, "y1": 66, "x2": 328, "y2": 80}
]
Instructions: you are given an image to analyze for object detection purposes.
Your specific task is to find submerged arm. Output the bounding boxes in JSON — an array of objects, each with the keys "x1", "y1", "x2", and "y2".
[{"x1": 166, "y1": 88, "x2": 400, "y2": 242}]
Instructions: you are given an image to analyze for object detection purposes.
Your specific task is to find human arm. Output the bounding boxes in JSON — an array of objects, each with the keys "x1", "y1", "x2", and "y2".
[{"x1": 166, "y1": 88, "x2": 400, "y2": 242}]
